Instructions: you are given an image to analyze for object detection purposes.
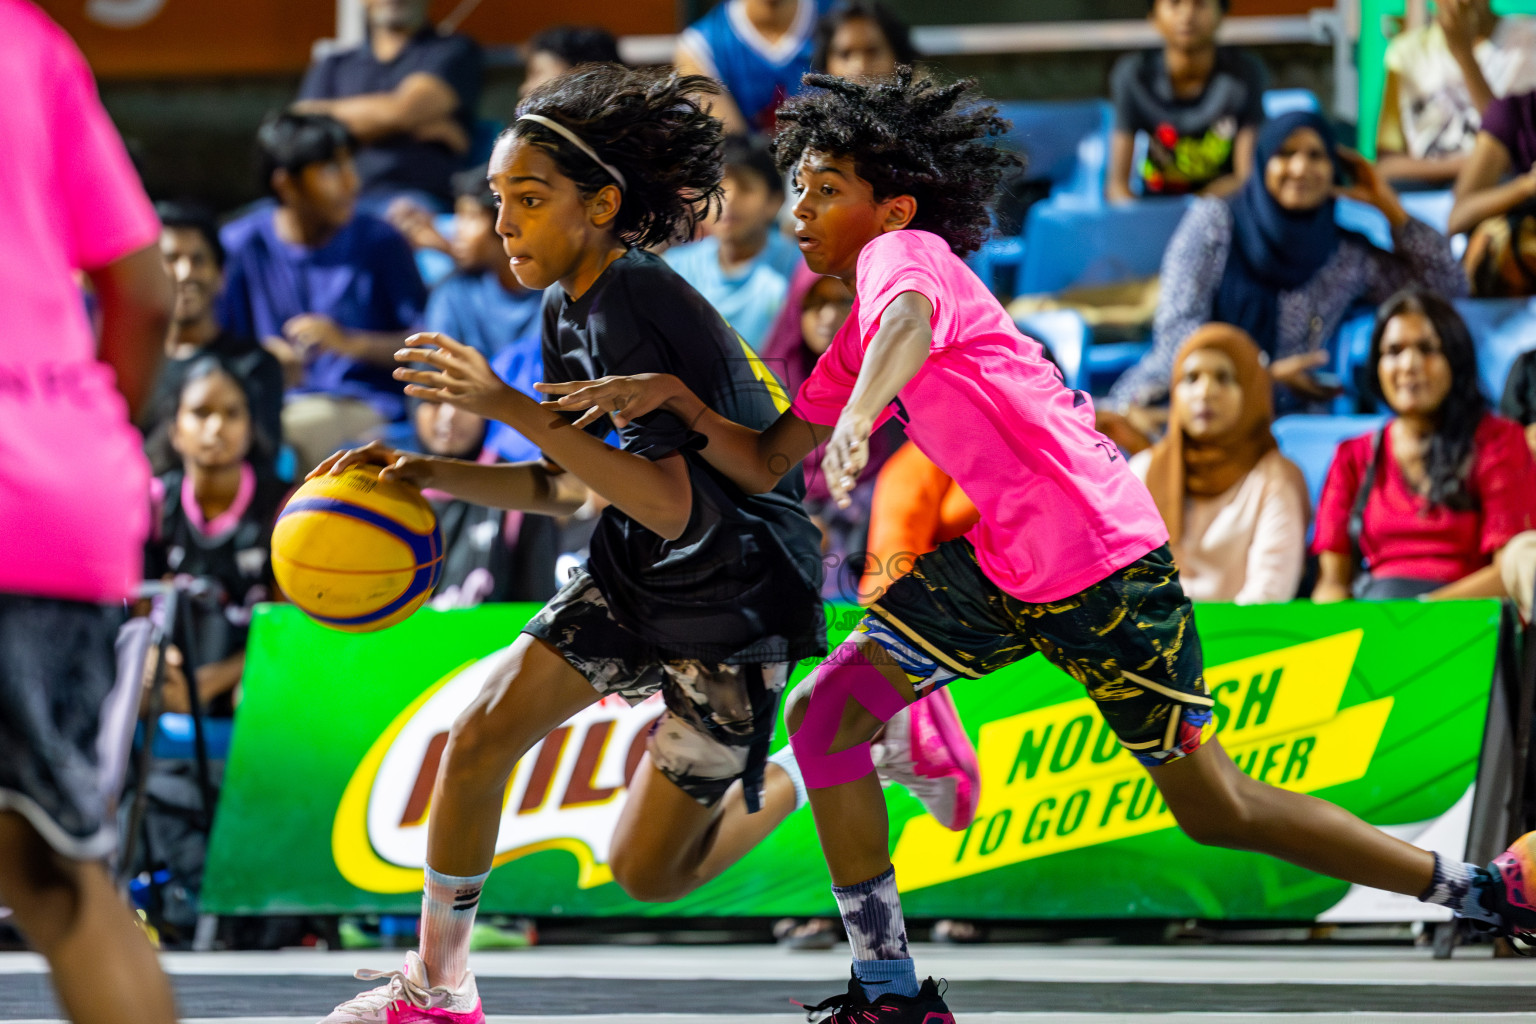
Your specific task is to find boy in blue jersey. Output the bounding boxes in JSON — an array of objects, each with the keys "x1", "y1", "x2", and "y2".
[{"x1": 676, "y1": 0, "x2": 828, "y2": 135}]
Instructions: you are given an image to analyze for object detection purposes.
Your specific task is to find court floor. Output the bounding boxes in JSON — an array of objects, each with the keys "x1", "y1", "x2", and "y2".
[{"x1": 4, "y1": 941, "x2": 1534, "y2": 1022}]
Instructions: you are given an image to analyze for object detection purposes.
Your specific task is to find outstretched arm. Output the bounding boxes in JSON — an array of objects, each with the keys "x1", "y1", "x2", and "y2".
[
  {"x1": 536, "y1": 374, "x2": 830, "y2": 495},
  {"x1": 539, "y1": 291, "x2": 935, "y2": 503},
  {"x1": 820, "y1": 290, "x2": 934, "y2": 507},
  {"x1": 394, "y1": 333, "x2": 696, "y2": 540}
]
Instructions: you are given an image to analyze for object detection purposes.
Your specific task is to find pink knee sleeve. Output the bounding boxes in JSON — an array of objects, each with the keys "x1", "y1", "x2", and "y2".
[{"x1": 788, "y1": 646, "x2": 908, "y2": 789}]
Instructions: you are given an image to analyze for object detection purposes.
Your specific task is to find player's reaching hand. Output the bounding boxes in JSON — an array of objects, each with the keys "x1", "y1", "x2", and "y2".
[
  {"x1": 308, "y1": 439, "x2": 436, "y2": 488},
  {"x1": 822, "y1": 409, "x2": 875, "y2": 509},
  {"x1": 534, "y1": 373, "x2": 685, "y2": 429},
  {"x1": 394, "y1": 332, "x2": 513, "y2": 420}
]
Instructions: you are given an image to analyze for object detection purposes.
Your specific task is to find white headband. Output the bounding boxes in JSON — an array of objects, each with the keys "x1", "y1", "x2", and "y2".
[{"x1": 517, "y1": 114, "x2": 627, "y2": 192}]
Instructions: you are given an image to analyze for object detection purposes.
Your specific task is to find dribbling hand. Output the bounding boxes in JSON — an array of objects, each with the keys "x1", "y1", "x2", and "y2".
[
  {"x1": 307, "y1": 440, "x2": 435, "y2": 488},
  {"x1": 394, "y1": 332, "x2": 512, "y2": 420}
]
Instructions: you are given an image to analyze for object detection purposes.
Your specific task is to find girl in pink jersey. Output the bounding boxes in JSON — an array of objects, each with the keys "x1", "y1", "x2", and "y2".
[{"x1": 541, "y1": 70, "x2": 1535, "y2": 1022}]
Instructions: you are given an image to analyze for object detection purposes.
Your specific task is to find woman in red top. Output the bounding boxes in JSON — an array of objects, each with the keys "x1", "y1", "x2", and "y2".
[{"x1": 1313, "y1": 288, "x2": 1536, "y2": 601}]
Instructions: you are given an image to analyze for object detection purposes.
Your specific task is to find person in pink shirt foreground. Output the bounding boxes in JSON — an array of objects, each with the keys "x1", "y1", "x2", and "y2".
[
  {"x1": 541, "y1": 69, "x2": 1536, "y2": 1023},
  {"x1": 0, "y1": 2, "x2": 176, "y2": 1022}
]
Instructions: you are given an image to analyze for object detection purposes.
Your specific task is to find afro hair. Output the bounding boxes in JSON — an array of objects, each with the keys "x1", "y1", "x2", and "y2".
[{"x1": 772, "y1": 68, "x2": 1020, "y2": 256}]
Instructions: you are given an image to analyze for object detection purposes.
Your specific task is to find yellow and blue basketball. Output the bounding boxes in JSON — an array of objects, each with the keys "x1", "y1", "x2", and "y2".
[{"x1": 271, "y1": 465, "x2": 443, "y2": 632}]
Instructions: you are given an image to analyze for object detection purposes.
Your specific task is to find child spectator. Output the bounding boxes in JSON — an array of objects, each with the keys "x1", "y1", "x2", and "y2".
[
  {"x1": 143, "y1": 202, "x2": 284, "y2": 473},
  {"x1": 1130, "y1": 324, "x2": 1310, "y2": 604},
  {"x1": 1107, "y1": 0, "x2": 1266, "y2": 202},
  {"x1": 293, "y1": 0, "x2": 482, "y2": 211},
  {"x1": 1501, "y1": 346, "x2": 1536, "y2": 459},
  {"x1": 410, "y1": 397, "x2": 561, "y2": 607},
  {"x1": 144, "y1": 356, "x2": 289, "y2": 719},
  {"x1": 676, "y1": 0, "x2": 829, "y2": 136},
  {"x1": 1448, "y1": 88, "x2": 1536, "y2": 296},
  {"x1": 1377, "y1": 0, "x2": 1536, "y2": 187},
  {"x1": 811, "y1": 0, "x2": 917, "y2": 83},
  {"x1": 761, "y1": 266, "x2": 901, "y2": 597},
  {"x1": 521, "y1": 25, "x2": 623, "y2": 98},
  {"x1": 664, "y1": 135, "x2": 800, "y2": 351},
  {"x1": 1313, "y1": 289, "x2": 1536, "y2": 601},
  {"x1": 220, "y1": 112, "x2": 427, "y2": 472},
  {"x1": 1113, "y1": 111, "x2": 1465, "y2": 416}
]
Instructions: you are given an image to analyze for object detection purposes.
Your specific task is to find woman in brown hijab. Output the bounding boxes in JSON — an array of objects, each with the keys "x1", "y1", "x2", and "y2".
[{"x1": 1130, "y1": 324, "x2": 1311, "y2": 603}]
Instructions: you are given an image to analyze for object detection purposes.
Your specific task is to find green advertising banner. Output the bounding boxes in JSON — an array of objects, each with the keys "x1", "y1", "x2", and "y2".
[{"x1": 204, "y1": 600, "x2": 1500, "y2": 922}]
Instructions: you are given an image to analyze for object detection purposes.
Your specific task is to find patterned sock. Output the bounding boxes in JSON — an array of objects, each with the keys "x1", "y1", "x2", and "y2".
[
  {"x1": 419, "y1": 865, "x2": 489, "y2": 989},
  {"x1": 768, "y1": 746, "x2": 808, "y2": 811},
  {"x1": 832, "y1": 866, "x2": 919, "y2": 999},
  {"x1": 1420, "y1": 852, "x2": 1500, "y2": 926}
]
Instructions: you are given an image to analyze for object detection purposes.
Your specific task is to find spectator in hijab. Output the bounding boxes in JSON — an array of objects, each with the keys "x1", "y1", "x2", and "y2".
[
  {"x1": 1112, "y1": 110, "x2": 1465, "y2": 420},
  {"x1": 1131, "y1": 324, "x2": 1310, "y2": 604}
]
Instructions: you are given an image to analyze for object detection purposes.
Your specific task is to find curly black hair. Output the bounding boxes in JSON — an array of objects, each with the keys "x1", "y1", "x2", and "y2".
[
  {"x1": 772, "y1": 68, "x2": 1020, "y2": 256},
  {"x1": 1368, "y1": 289, "x2": 1488, "y2": 511},
  {"x1": 507, "y1": 64, "x2": 725, "y2": 250}
]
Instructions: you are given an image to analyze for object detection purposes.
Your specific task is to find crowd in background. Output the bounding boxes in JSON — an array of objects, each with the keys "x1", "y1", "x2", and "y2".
[{"x1": 76, "y1": 0, "x2": 1536, "y2": 941}]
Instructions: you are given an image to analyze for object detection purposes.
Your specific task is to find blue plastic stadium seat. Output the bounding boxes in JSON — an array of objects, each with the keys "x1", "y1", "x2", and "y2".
[
  {"x1": 1272, "y1": 413, "x2": 1391, "y2": 510},
  {"x1": 1262, "y1": 88, "x2": 1321, "y2": 117},
  {"x1": 1450, "y1": 297, "x2": 1536, "y2": 402},
  {"x1": 1399, "y1": 190, "x2": 1454, "y2": 235},
  {"x1": 1327, "y1": 304, "x2": 1379, "y2": 413},
  {"x1": 1017, "y1": 195, "x2": 1193, "y2": 296},
  {"x1": 995, "y1": 99, "x2": 1114, "y2": 202},
  {"x1": 1335, "y1": 196, "x2": 1393, "y2": 250},
  {"x1": 149, "y1": 713, "x2": 235, "y2": 760},
  {"x1": 1015, "y1": 309, "x2": 1088, "y2": 392},
  {"x1": 1087, "y1": 340, "x2": 1153, "y2": 396}
]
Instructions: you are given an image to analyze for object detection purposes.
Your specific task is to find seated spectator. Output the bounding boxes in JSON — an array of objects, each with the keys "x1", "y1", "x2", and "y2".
[
  {"x1": 1377, "y1": 0, "x2": 1536, "y2": 187},
  {"x1": 411, "y1": 398, "x2": 562, "y2": 606},
  {"x1": 142, "y1": 202, "x2": 284, "y2": 474},
  {"x1": 1501, "y1": 346, "x2": 1536, "y2": 458},
  {"x1": 1448, "y1": 87, "x2": 1536, "y2": 295},
  {"x1": 521, "y1": 25, "x2": 623, "y2": 98},
  {"x1": 1112, "y1": 111, "x2": 1466, "y2": 417},
  {"x1": 293, "y1": 0, "x2": 482, "y2": 212},
  {"x1": 762, "y1": 267, "x2": 901, "y2": 597},
  {"x1": 143, "y1": 356, "x2": 290, "y2": 719},
  {"x1": 1130, "y1": 324, "x2": 1310, "y2": 604},
  {"x1": 220, "y1": 112, "x2": 427, "y2": 472},
  {"x1": 1313, "y1": 289, "x2": 1536, "y2": 601},
  {"x1": 676, "y1": 0, "x2": 827, "y2": 136},
  {"x1": 811, "y1": 0, "x2": 917, "y2": 82},
  {"x1": 1497, "y1": 347, "x2": 1536, "y2": 619},
  {"x1": 664, "y1": 136, "x2": 800, "y2": 351},
  {"x1": 1107, "y1": 0, "x2": 1266, "y2": 202}
]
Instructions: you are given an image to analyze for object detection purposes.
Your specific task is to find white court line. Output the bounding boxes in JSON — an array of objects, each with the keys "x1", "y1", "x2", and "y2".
[
  {"x1": 8, "y1": 944, "x2": 1525, "y2": 987},
  {"x1": 11, "y1": 1015, "x2": 1536, "y2": 1024}
]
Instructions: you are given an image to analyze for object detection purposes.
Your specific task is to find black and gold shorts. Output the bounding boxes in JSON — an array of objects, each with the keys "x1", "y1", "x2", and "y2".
[{"x1": 862, "y1": 538, "x2": 1212, "y2": 768}]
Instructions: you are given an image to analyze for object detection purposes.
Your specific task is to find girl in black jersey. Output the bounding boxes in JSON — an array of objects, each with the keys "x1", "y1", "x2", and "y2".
[
  {"x1": 145, "y1": 355, "x2": 288, "y2": 718},
  {"x1": 314, "y1": 66, "x2": 838, "y2": 1024}
]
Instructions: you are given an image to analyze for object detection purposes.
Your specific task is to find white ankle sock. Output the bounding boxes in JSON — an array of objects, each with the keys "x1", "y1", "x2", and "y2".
[{"x1": 419, "y1": 866, "x2": 488, "y2": 989}]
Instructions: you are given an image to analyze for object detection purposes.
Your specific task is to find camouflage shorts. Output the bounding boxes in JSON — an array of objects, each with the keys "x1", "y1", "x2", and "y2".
[
  {"x1": 524, "y1": 571, "x2": 789, "y2": 809},
  {"x1": 865, "y1": 539, "x2": 1213, "y2": 768}
]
